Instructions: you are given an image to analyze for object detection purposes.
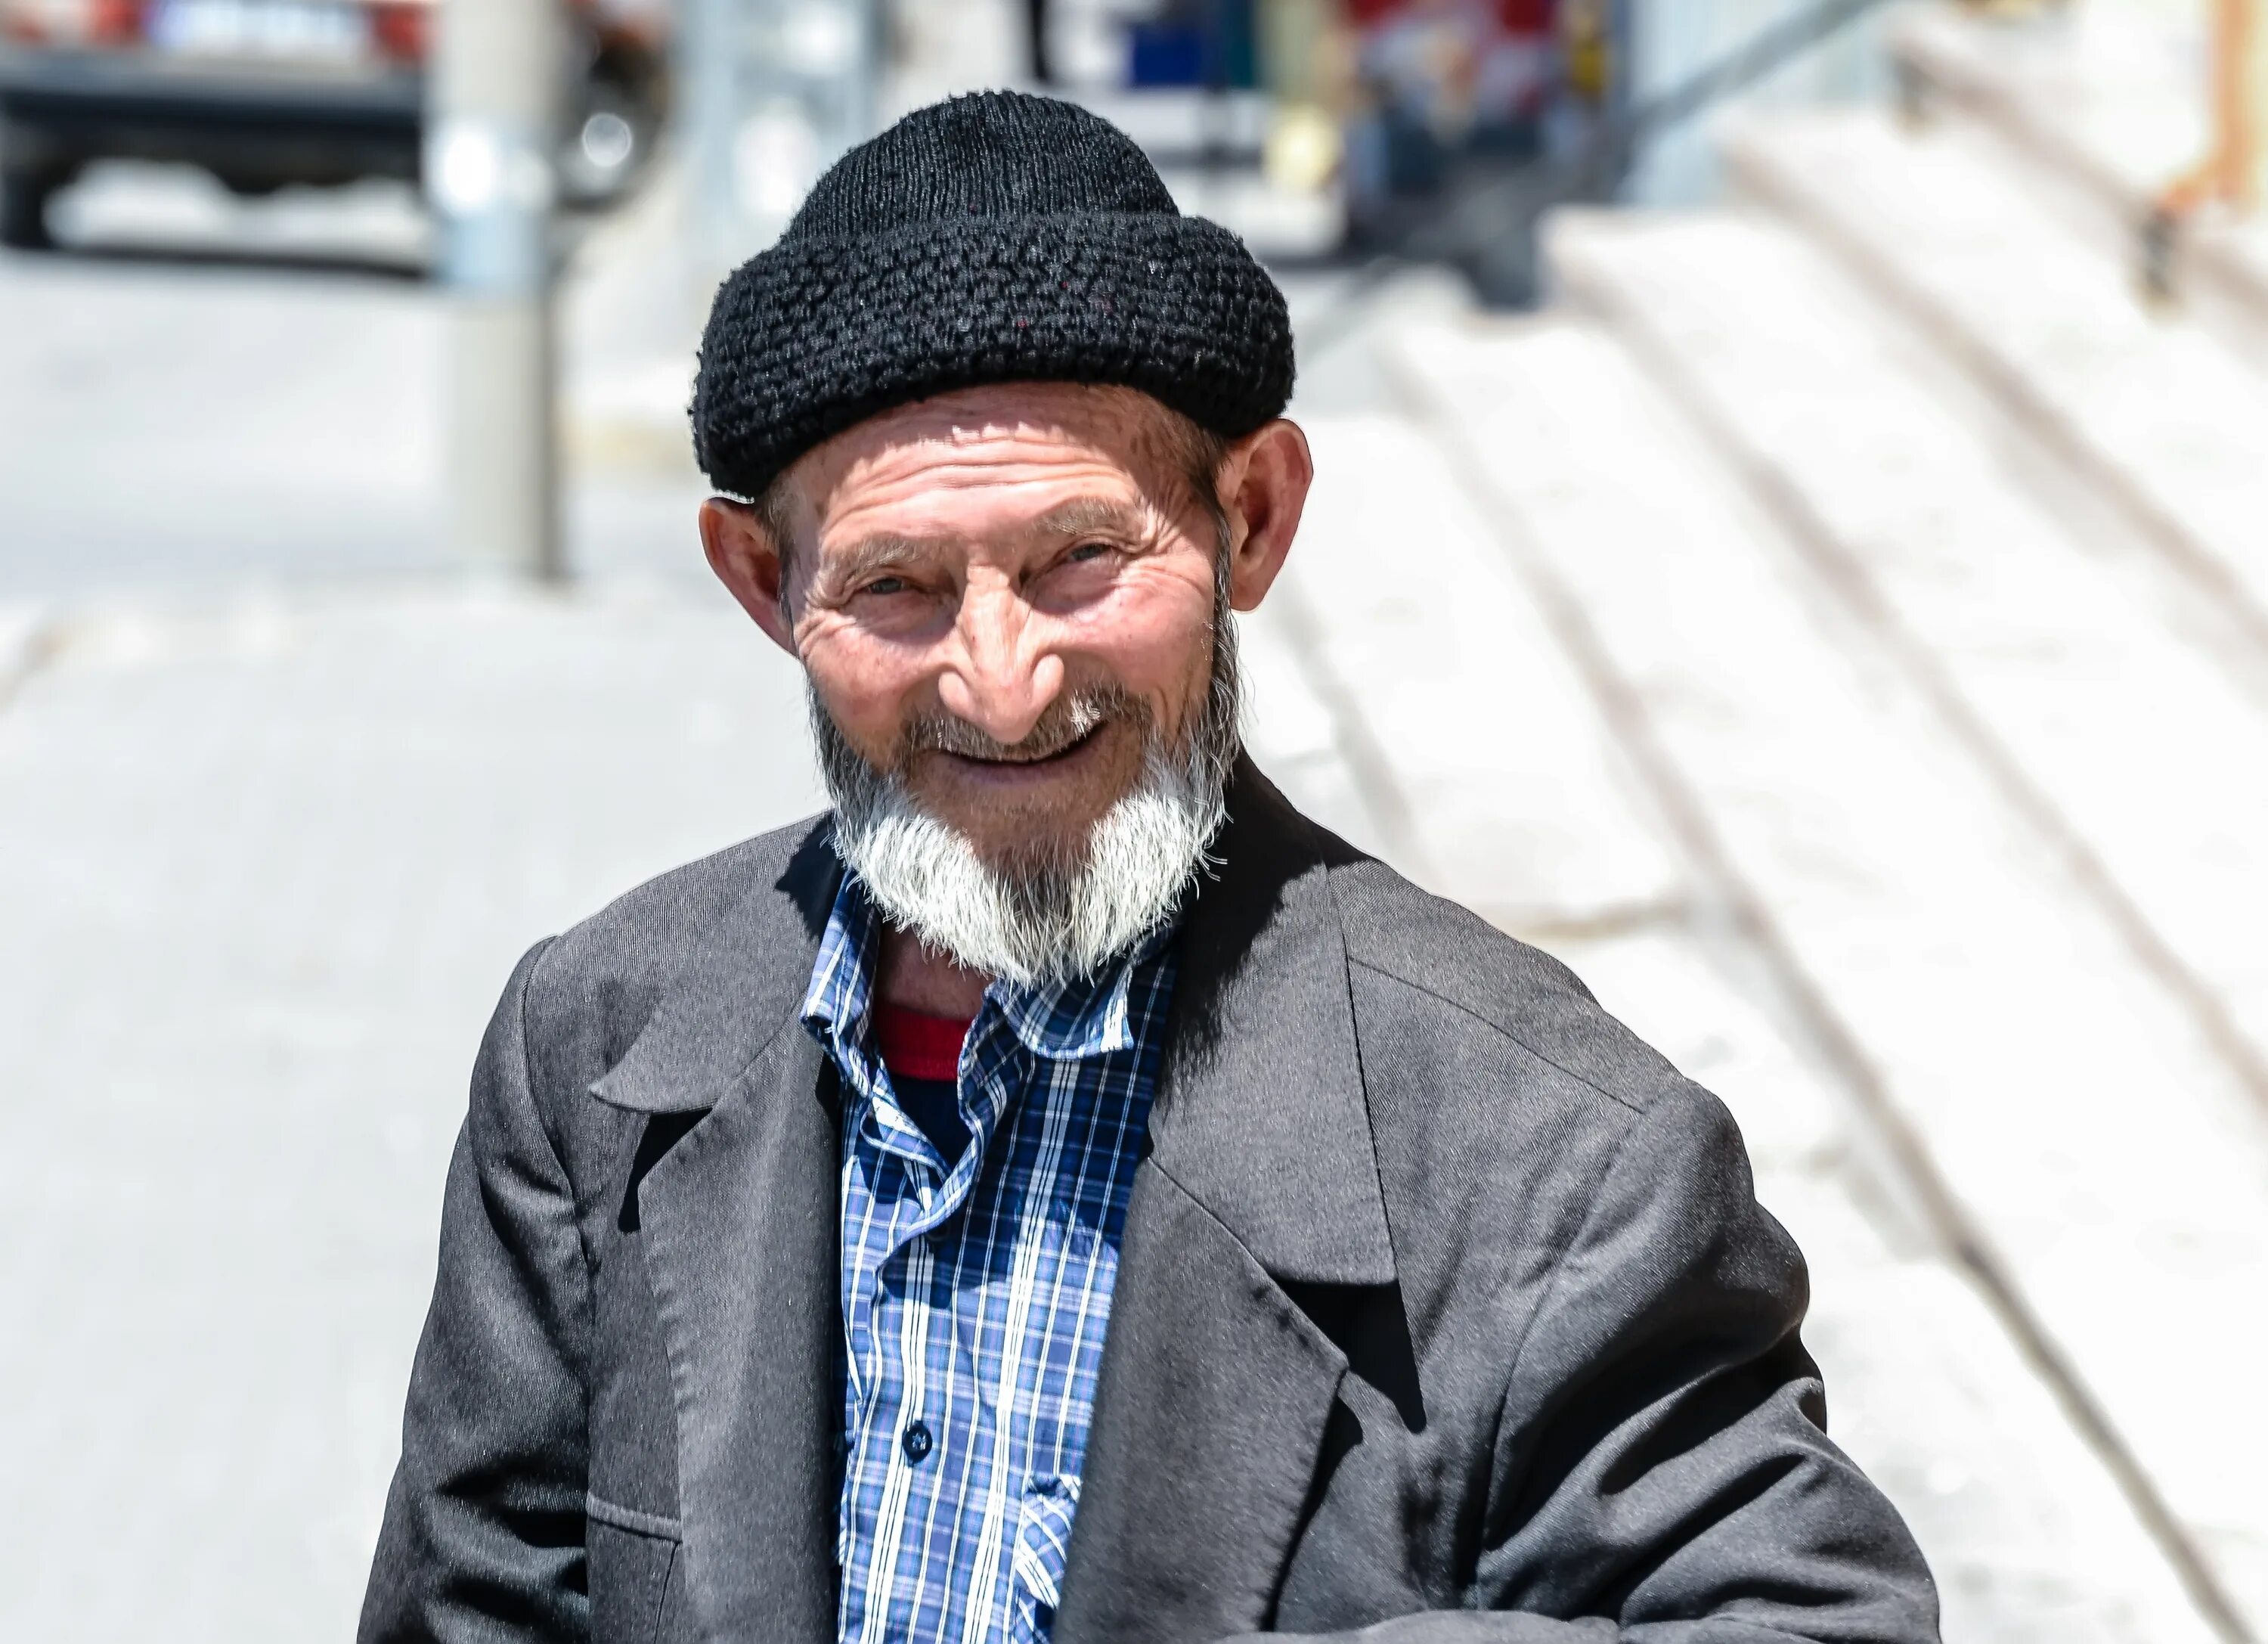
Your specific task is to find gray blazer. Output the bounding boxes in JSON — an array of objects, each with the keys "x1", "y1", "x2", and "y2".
[{"x1": 361, "y1": 761, "x2": 1938, "y2": 1644}]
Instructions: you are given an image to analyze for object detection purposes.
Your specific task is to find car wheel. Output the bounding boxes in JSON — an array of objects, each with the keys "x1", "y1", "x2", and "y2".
[{"x1": 0, "y1": 167, "x2": 60, "y2": 252}]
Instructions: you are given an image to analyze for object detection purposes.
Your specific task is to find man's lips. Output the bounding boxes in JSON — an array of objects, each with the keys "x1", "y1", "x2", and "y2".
[{"x1": 934, "y1": 722, "x2": 1106, "y2": 775}]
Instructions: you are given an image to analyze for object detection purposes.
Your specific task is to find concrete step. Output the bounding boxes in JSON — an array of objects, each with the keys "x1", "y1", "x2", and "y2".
[
  {"x1": 1721, "y1": 104, "x2": 2268, "y2": 659},
  {"x1": 1390, "y1": 309, "x2": 2268, "y2": 1641},
  {"x1": 1546, "y1": 200, "x2": 2268, "y2": 1154},
  {"x1": 1253, "y1": 409, "x2": 1687, "y2": 938},
  {"x1": 1889, "y1": 0, "x2": 2268, "y2": 363}
]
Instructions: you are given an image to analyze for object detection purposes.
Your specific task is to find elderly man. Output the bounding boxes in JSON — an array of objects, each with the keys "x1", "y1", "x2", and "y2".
[{"x1": 362, "y1": 93, "x2": 1937, "y2": 1644}]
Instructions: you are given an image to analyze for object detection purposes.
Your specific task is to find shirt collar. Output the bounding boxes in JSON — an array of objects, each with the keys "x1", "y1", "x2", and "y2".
[
  {"x1": 799, "y1": 871, "x2": 1172, "y2": 1088},
  {"x1": 798, "y1": 870, "x2": 887, "y2": 1107}
]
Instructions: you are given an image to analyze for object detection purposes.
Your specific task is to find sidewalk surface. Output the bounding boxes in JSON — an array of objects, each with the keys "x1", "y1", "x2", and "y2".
[{"x1": 6, "y1": 8, "x2": 2268, "y2": 1639}]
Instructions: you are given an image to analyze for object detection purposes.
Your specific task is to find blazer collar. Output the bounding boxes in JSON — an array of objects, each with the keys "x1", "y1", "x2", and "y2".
[
  {"x1": 1056, "y1": 758, "x2": 1398, "y2": 1642},
  {"x1": 586, "y1": 822, "x2": 841, "y2": 1115},
  {"x1": 1147, "y1": 756, "x2": 1397, "y2": 1288},
  {"x1": 589, "y1": 759, "x2": 1399, "y2": 1287}
]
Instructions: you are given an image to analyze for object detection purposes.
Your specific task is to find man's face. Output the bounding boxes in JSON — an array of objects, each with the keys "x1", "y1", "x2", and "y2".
[
  {"x1": 703, "y1": 382, "x2": 1310, "y2": 980},
  {"x1": 765, "y1": 383, "x2": 1232, "y2": 867}
]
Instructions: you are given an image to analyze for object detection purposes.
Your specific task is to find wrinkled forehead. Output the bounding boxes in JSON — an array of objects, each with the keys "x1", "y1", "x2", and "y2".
[{"x1": 783, "y1": 383, "x2": 1202, "y2": 552}]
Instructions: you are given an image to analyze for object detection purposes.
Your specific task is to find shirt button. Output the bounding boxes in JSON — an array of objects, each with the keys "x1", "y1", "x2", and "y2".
[{"x1": 901, "y1": 1419, "x2": 934, "y2": 1463}]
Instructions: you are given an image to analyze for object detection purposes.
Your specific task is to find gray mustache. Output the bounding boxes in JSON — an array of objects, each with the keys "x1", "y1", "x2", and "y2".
[{"x1": 899, "y1": 685, "x2": 1148, "y2": 768}]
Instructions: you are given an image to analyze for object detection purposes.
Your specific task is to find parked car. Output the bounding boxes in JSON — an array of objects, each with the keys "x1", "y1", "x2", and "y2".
[{"x1": 0, "y1": 0, "x2": 667, "y2": 250}]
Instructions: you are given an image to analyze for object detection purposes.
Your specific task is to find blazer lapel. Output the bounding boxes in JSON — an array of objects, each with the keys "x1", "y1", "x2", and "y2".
[
  {"x1": 1055, "y1": 762, "x2": 1399, "y2": 1644},
  {"x1": 588, "y1": 824, "x2": 844, "y2": 1643}
]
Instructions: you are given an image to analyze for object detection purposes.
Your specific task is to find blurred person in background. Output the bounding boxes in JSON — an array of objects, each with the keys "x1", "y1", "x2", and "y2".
[
  {"x1": 359, "y1": 90, "x2": 1938, "y2": 1644},
  {"x1": 1341, "y1": 0, "x2": 1558, "y2": 241}
]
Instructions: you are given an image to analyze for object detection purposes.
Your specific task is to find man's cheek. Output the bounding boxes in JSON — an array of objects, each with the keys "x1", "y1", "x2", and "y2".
[
  {"x1": 808, "y1": 667, "x2": 902, "y2": 763},
  {"x1": 1108, "y1": 613, "x2": 1216, "y2": 730},
  {"x1": 1094, "y1": 590, "x2": 1212, "y2": 687}
]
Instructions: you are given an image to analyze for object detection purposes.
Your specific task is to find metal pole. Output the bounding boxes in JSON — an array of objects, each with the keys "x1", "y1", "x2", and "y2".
[{"x1": 428, "y1": 0, "x2": 565, "y2": 581}]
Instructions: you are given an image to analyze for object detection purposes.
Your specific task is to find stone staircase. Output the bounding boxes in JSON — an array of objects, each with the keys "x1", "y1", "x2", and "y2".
[{"x1": 1256, "y1": 5, "x2": 2268, "y2": 1639}]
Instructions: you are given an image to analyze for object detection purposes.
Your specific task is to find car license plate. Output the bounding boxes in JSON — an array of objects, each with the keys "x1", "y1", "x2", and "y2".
[{"x1": 147, "y1": 0, "x2": 372, "y2": 64}]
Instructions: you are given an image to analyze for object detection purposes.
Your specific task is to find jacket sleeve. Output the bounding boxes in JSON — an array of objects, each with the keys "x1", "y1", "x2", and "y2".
[
  {"x1": 1236, "y1": 1081, "x2": 1940, "y2": 1644},
  {"x1": 360, "y1": 939, "x2": 595, "y2": 1644}
]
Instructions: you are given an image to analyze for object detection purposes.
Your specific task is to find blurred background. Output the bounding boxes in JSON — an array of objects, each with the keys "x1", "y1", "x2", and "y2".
[{"x1": 3, "y1": 0, "x2": 2266, "y2": 1638}]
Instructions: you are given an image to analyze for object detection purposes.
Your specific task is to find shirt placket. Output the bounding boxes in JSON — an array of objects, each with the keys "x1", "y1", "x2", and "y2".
[
  {"x1": 810, "y1": 872, "x2": 1171, "y2": 1644},
  {"x1": 863, "y1": 1024, "x2": 1023, "y2": 1329},
  {"x1": 856, "y1": 1017, "x2": 1027, "y2": 1642}
]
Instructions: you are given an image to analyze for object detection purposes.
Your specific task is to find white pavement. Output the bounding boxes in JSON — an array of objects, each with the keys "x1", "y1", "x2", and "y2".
[
  {"x1": 0, "y1": 588, "x2": 824, "y2": 1637},
  {"x1": 0, "y1": 160, "x2": 721, "y2": 601}
]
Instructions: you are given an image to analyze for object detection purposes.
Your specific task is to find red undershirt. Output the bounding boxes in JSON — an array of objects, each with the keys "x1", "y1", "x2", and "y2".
[{"x1": 873, "y1": 1000, "x2": 976, "y2": 1162}]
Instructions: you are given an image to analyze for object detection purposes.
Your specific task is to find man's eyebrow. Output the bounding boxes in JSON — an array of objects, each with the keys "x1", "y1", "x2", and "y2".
[
  {"x1": 819, "y1": 534, "x2": 940, "y2": 584},
  {"x1": 1029, "y1": 498, "x2": 1145, "y2": 540}
]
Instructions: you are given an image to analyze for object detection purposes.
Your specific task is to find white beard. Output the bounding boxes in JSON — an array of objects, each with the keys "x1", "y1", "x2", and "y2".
[
  {"x1": 814, "y1": 622, "x2": 1241, "y2": 988},
  {"x1": 828, "y1": 738, "x2": 1226, "y2": 987}
]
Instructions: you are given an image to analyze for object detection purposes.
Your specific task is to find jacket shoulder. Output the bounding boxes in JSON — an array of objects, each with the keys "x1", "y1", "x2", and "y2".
[
  {"x1": 519, "y1": 813, "x2": 828, "y2": 1093},
  {"x1": 550, "y1": 816, "x2": 822, "y2": 971},
  {"x1": 1328, "y1": 855, "x2": 1687, "y2": 1118}
]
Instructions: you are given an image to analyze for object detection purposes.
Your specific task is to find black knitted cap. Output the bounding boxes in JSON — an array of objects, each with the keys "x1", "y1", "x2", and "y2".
[{"x1": 692, "y1": 91, "x2": 1295, "y2": 499}]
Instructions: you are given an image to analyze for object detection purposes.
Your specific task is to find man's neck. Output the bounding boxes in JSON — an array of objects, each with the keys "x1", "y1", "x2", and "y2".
[{"x1": 876, "y1": 926, "x2": 991, "y2": 1019}]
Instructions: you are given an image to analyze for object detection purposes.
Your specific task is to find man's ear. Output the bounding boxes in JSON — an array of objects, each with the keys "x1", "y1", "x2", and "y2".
[
  {"x1": 1217, "y1": 419, "x2": 1312, "y2": 613},
  {"x1": 700, "y1": 496, "x2": 801, "y2": 656}
]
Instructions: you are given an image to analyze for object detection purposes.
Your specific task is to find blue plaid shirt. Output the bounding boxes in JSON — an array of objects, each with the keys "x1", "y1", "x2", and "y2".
[{"x1": 801, "y1": 873, "x2": 1176, "y2": 1644}]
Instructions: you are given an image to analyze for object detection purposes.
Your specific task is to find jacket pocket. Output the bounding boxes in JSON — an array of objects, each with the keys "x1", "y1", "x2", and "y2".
[{"x1": 587, "y1": 1494, "x2": 682, "y2": 1644}]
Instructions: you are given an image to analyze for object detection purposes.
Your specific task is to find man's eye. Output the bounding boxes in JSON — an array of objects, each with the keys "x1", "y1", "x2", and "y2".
[
  {"x1": 1066, "y1": 542, "x2": 1112, "y2": 564},
  {"x1": 863, "y1": 576, "x2": 911, "y2": 597}
]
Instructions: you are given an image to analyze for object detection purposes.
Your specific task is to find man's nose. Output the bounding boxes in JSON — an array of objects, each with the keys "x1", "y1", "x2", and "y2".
[{"x1": 937, "y1": 582, "x2": 1064, "y2": 746}]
